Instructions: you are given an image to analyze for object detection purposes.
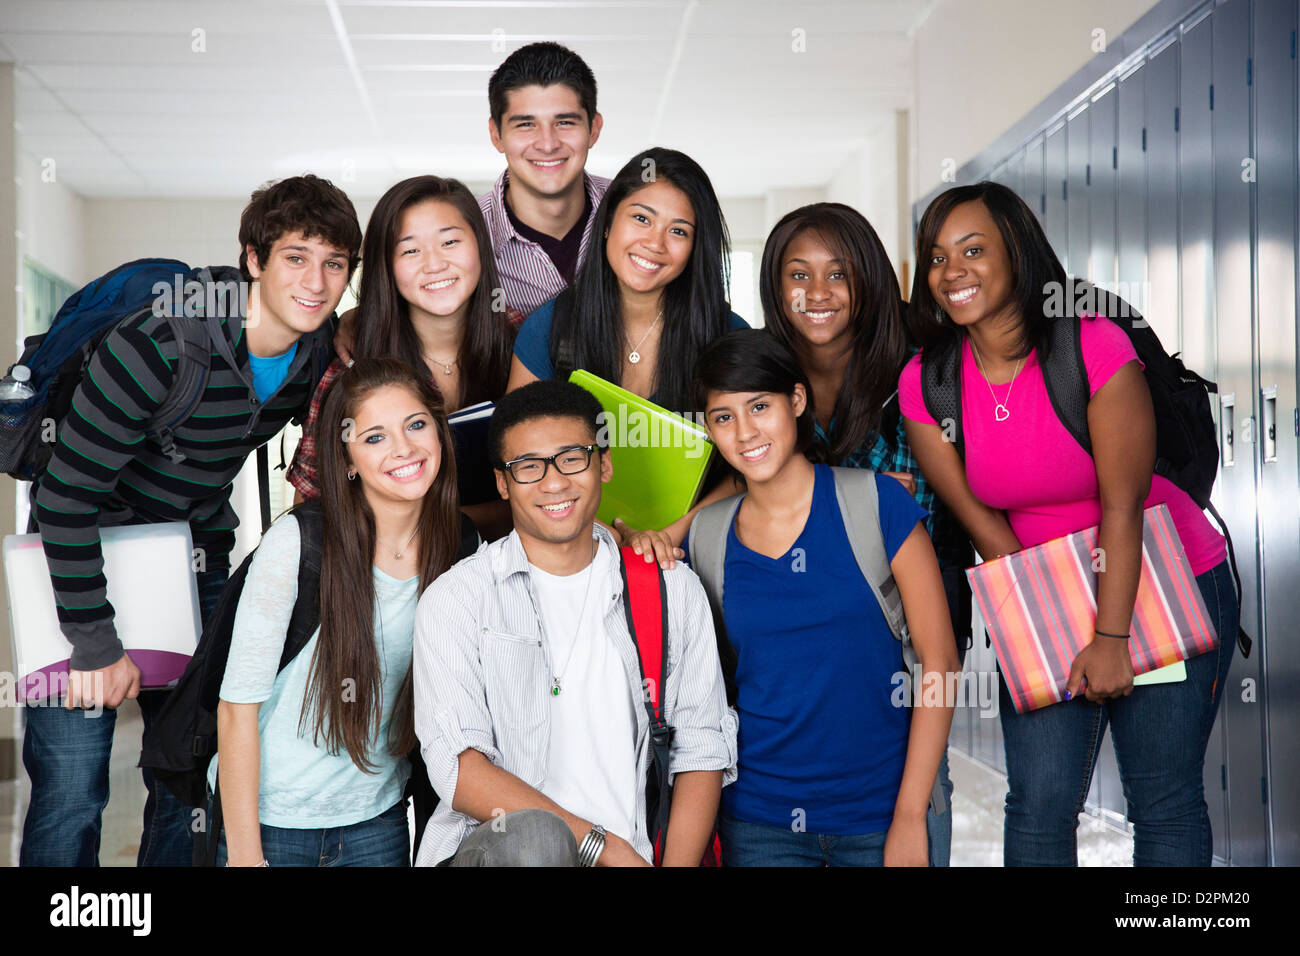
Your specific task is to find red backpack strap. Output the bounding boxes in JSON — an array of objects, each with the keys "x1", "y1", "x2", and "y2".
[{"x1": 619, "y1": 546, "x2": 672, "y2": 864}]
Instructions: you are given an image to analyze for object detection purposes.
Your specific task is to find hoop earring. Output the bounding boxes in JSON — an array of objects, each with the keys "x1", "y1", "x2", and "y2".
[{"x1": 347, "y1": 470, "x2": 357, "y2": 481}]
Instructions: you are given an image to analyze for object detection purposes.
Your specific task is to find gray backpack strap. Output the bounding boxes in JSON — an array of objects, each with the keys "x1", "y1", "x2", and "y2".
[
  {"x1": 687, "y1": 492, "x2": 745, "y2": 706},
  {"x1": 149, "y1": 313, "x2": 212, "y2": 464},
  {"x1": 831, "y1": 467, "x2": 911, "y2": 661},
  {"x1": 831, "y1": 466, "x2": 946, "y2": 816}
]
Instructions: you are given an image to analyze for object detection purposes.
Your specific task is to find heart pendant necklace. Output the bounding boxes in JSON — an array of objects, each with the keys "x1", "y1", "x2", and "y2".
[{"x1": 969, "y1": 338, "x2": 1023, "y2": 422}]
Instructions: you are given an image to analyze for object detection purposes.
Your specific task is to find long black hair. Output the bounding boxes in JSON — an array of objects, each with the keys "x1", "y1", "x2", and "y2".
[
  {"x1": 353, "y1": 175, "x2": 515, "y2": 408},
  {"x1": 692, "y1": 328, "x2": 816, "y2": 459},
  {"x1": 550, "y1": 146, "x2": 733, "y2": 413},
  {"x1": 759, "y1": 202, "x2": 907, "y2": 464},
  {"x1": 907, "y1": 181, "x2": 1068, "y2": 369}
]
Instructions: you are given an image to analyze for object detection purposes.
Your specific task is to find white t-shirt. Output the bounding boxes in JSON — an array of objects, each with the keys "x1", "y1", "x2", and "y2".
[{"x1": 529, "y1": 545, "x2": 640, "y2": 846}]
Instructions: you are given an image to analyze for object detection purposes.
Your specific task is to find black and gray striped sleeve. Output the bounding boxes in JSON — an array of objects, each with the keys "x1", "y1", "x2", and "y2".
[{"x1": 34, "y1": 317, "x2": 175, "y2": 670}]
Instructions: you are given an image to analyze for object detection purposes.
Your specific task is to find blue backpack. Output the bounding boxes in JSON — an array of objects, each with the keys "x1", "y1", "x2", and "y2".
[{"x1": 0, "y1": 258, "x2": 228, "y2": 482}]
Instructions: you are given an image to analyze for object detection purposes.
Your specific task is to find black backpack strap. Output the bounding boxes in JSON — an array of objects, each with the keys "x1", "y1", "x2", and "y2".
[
  {"x1": 457, "y1": 511, "x2": 482, "y2": 560},
  {"x1": 279, "y1": 501, "x2": 324, "y2": 671},
  {"x1": 548, "y1": 287, "x2": 577, "y2": 380},
  {"x1": 920, "y1": 342, "x2": 964, "y2": 459},
  {"x1": 146, "y1": 312, "x2": 213, "y2": 465},
  {"x1": 1040, "y1": 316, "x2": 1093, "y2": 457},
  {"x1": 1205, "y1": 501, "x2": 1253, "y2": 659}
]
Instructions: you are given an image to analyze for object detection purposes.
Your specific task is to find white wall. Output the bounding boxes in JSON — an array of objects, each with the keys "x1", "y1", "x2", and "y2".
[
  {"x1": 909, "y1": 0, "x2": 1160, "y2": 202},
  {"x1": 825, "y1": 110, "x2": 909, "y2": 287},
  {"x1": 17, "y1": 153, "x2": 87, "y2": 289}
]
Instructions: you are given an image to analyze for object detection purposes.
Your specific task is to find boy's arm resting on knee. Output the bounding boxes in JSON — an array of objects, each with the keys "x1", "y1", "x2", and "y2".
[
  {"x1": 216, "y1": 700, "x2": 265, "y2": 866},
  {"x1": 661, "y1": 770, "x2": 722, "y2": 866}
]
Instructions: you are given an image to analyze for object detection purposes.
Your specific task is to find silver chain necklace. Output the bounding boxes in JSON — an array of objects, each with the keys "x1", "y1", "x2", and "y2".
[
  {"x1": 376, "y1": 525, "x2": 419, "y2": 560},
  {"x1": 969, "y1": 338, "x2": 1024, "y2": 422},
  {"x1": 626, "y1": 310, "x2": 663, "y2": 365}
]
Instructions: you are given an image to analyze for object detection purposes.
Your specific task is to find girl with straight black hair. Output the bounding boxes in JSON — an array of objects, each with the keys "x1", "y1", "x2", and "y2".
[
  {"x1": 688, "y1": 328, "x2": 959, "y2": 867},
  {"x1": 508, "y1": 146, "x2": 750, "y2": 560}
]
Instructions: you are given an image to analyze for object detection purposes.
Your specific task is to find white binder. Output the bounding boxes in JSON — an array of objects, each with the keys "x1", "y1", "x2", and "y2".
[{"x1": 3, "y1": 522, "x2": 203, "y2": 702}]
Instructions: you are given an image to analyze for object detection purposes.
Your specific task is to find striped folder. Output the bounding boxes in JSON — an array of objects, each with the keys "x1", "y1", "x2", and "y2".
[{"x1": 967, "y1": 504, "x2": 1218, "y2": 713}]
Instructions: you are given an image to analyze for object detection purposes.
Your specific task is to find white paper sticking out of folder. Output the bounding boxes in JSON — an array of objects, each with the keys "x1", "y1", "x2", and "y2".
[{"x1": 3, "y1": 522, "x2": 203, "y2": 701}]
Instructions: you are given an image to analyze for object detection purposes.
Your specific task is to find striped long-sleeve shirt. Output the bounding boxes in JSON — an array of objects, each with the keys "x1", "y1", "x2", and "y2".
[
  {"x1": 34, "y1": 306, "x2": 330, "y2": 670},
  {"x1": 412, "y1": 522, "x2": 737, "y2": 866},
  {"x1": 478, "y1": 169, "x2": 610, "y2": 318}
]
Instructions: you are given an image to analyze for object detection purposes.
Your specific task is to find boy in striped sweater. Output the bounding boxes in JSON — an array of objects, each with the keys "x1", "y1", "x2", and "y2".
[{"x1": 21, "y1": 174, "x2": 361, "y2": 867}]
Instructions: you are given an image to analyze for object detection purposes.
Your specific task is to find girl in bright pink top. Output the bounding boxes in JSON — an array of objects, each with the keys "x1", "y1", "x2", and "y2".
[{"x1": 898, "y1": 181, "x2": 1238, "y2": 867}]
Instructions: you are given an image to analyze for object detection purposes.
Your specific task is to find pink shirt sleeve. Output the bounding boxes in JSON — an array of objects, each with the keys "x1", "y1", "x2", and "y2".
[
  {"x1": 898, "y1": 353, "x2": 936, "y2": 424},
  {"x1": 1080, "y1": 315, "x2": 1142, "y2": 397}
]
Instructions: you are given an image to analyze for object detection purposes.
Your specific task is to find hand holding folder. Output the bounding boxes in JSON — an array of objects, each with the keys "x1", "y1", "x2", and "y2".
[{"x1": 967, "y1": 504, "x2": 1218, "y2": 713}]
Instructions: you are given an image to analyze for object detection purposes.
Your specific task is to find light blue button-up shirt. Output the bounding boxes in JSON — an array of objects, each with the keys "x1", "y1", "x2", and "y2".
[{"x1": 412, "y1": 522, "x2": 737, "y2": 866}]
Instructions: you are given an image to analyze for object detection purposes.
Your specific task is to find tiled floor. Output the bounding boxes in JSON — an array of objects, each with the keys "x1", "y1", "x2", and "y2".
[{"x1": 1, "y1": 714, "x2": 1133, "y2": 867}]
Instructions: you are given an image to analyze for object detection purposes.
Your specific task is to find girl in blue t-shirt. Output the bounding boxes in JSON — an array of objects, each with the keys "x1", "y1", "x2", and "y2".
[
  {"x1": 215, "y1": 358, "x2": 466, "y2": 867},
  {"x1": 690, "y1": 329, "x2": 959, "y2": 866}
]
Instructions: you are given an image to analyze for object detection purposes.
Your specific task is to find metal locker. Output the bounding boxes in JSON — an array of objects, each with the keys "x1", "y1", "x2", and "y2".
[
  {"x1": 1116, "y1": 63, "x2": 1147, "y2": 332},
  {"x1": 1024, "y1": 136, "x2": 1046, "y2": 227},
  {"x1": 1044, "y1": 122, "x2": 1068, "y2": 262},
  {"x1": 1083, "y1": 80, "x2": 1128, "y2": 821},
  {"x1": 1004, "y1": 149, "x2": 1026, "y2": 202},
  {"x1": 1213, "y1": 0, "x2": 1269, "y2": 867},
  {"x1": 970, "y1": 601, "x2": 999, "y2": 770},
  {"x1": 1179, "y1": 10, "x2": 1230, "y2": 863},
  {"x1": 1067, "y1": 105, "x2": 1091, "y2": 278},
  {"x1": 1089, "y1": 84, "x2": 1119, "y2": 294},
  {"x1": 1145, "y1": 40, "x2": 1181, "y2": 353},
  {"x1": 1252, "y1": 0, "x2": 1299, "y2": 867}
]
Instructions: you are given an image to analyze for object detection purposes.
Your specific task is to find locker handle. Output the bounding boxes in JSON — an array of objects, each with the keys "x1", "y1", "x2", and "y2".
[
  {"x1": 1221, "y1": 394, "x2": 1235, "y2": 467},
  {"x1": 1262, "y1": 387, "x2": 1277, "y2": 463}
]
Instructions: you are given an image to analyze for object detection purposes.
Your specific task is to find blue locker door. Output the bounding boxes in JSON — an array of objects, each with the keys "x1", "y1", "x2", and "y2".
[
  {"x1": 1179, "y1": 10, "x2": 1229, "y2": 864},
  {"x1": 1213, "y1": 0, "x2": 1268, "y2": 867},
  {"x1": 1251, "y1": 0, "x2": 1298, "y2": 867},
  {"x1": 1067, "y1": 105, "x2": 1091, "y2": 278},
  {"x1": 1044, "y1": 122, "x2": 1068, "y2": 262}
]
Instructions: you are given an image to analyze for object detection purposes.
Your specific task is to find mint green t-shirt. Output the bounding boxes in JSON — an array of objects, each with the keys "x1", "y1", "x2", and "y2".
[{"x1": 209, "y1": 513, "x2": 417, "y2": 828}]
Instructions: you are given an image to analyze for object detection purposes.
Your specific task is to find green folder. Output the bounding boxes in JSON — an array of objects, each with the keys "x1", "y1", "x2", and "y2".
[
  {"x1": 569, "y1": 369, "x2": 715, "y2": 531},
  {"x1": 1132, "y1": 660, "x2": 1187, "y2": 686}
]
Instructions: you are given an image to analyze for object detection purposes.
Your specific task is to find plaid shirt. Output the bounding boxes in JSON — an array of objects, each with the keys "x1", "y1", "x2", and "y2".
[
  {"x1": 814, "y1": 392, "x2": 972, "y2": 572},
  {"x1": 287, "y1": 309, "x2": 522, "y2": 498}
]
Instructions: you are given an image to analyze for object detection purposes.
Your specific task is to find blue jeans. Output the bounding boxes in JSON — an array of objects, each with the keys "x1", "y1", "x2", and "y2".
[
  {"x1": 999, "y1": 559, "x2": 1239, "y2": 866},
  {"x1": 215, "y1": 800, "x2": 411, "y2": 867},
  {"x1": 927, "y1": 749, "x2": 954, "y2": 867},
  {"x1": 719, "y1": 813, "x2": 891, "y2": 866},
  {"x1": 20, "y1": 568, "x2": 228, "y2": 867}
]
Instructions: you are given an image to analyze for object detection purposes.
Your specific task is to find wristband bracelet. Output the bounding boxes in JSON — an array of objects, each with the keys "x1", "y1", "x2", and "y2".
[
  {"x1": 1094, "y1": 628, "x2": 1131, "y2": 640},
  {"x1": 577, "y1": 825, "x2": 606, "y2": 867}
]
